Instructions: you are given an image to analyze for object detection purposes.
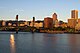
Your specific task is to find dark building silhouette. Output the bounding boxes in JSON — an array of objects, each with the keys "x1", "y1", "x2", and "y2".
[
  {"x1": 33, "y1": 17, "x2": 35, "y2": 27},
  {"x1": 44, "y1": 17, "x2": 53, "y2": 28},
  {"x1": 16, "y1": 15, "x2": 18, "y2": 21}
]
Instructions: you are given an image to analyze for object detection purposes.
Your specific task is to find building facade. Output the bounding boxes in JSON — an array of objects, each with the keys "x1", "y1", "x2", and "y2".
[
  {"x1": 68, "y1": 19, "x2": 77, "y2": 28},
  {"x1": 0, "y1": 20, "x2": 6, "y2": 26},
  {"x1": 71, "y1": 10, "x2": 78, "y2": 19},
  {"x1": 52, "y1": 13, "x2": 57, "y2": 21},
  {"x1": 29, "y1": 20, "x2": 43, "y2": 28},
  {"x1": 78, "y1": 19, "x2": 80, "y2": 23},
  {"x1": 52, "y1": 13, "x2": 59, "y2": 27},
  {"x1": 68, "y1": 10, "x2": 79, "y2": 28},
  {"x1": 44, "y1": 17, "x2": 53, "y2": 28},
  {"x1": 5, "y1": 20, "x2": 26, "y2": 27},
  {"x1": 34, "y1": 21, "x2": 43, "y2": 28}
]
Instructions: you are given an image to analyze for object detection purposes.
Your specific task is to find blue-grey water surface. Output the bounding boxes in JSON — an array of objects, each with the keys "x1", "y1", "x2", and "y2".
[{"x1": 0, "y1": 32, "x2": 80, "y2": 53}]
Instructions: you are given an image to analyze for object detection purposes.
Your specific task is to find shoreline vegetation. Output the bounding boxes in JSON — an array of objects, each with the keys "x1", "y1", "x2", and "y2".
[{"x1": 0, "y1": 26, "x2": 80, "y2": 34}]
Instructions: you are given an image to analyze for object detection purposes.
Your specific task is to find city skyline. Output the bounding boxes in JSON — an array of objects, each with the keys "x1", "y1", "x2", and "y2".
[{"x1": 0, "y1": 0, "x2": 80, "y2": 22}]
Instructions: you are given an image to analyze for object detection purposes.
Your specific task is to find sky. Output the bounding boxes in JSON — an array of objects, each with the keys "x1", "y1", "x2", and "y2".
[{"x1": 0, "y1": 0, "x2": 80, "y2": 22}]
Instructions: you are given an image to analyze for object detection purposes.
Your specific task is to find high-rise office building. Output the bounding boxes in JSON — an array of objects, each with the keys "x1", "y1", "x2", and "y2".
[
  {"x1": 52, "y1": 13, "x2": 57, "y2": 21},
  {"x1": 71, "y1": 10, "x2": 78, "y2": 19},
  {"x1": 52, "y1": 13, "x2": 58, "y2": 27},
  {"x1": 68, "y1": 10, "x2": 79, "y2": 28}
]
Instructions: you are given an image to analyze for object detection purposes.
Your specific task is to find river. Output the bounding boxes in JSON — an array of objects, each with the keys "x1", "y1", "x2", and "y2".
[{"x1": 0, "y1": 32, "x2": 80, "y2": 53}]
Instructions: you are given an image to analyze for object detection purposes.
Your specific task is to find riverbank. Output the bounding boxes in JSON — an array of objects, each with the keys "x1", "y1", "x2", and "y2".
[
  {"x1": 0, "y1": 30, "x2": 80, "y2": 34},
  {"x1": 39, "y1": 30, "x2": 80, "y2": 34}
]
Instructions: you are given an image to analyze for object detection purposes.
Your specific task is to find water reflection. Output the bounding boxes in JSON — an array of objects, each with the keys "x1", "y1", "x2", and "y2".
[
  {"x1": 43, "y1": 34, "x2": 80, "y2": 53},
  {"x1": 1, "y1": 32, "x2": 80, "y2": 53},
  {"x1": 43, "y1": 34, "x2": 59, "y2": 53},
  {"x1": 10, "y1": 34, "x2": 16, "y2": 53},
  {"x1": 69, "y1": 34, "x2": 79, "y2": 53}
]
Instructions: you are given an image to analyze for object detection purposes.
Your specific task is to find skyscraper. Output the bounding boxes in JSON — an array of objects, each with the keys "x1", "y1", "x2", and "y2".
[
  {"x1": 52, "y1": 13, "x2": 58, "y2": 27},
  {"x1": 52, "y1": 13, "x2": 57, "y2": 21},
  {"x1": 71, "y1": 10, "x2": 78, "y2": 19},
  {"x1": 68, "y1": 10, "x2": 79, "y2": 28}
]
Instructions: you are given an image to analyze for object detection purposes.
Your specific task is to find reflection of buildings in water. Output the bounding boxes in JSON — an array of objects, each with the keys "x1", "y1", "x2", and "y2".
[
  {"x1": 43, "y1": 34, "x2": 58, "y2": 42},
  {"x1": 32, "y1": 33, "x2": 35, "y2": 41},
  {"x1": 43, "y1": 34, "x2": 58, "y2": 47},
  {"x1": 43, "y1": 34, "x2": 59, "y2": 53},
  {"x1": 10, "y1": 34, "x2": 16, "y2": 53},
  {"x1": 69, "y1": 34, "x2": 78, "y2": 53}
]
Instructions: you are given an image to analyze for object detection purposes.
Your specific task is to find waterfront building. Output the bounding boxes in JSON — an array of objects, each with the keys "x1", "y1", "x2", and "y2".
[
  {"x1": 71, "y1": 10, "x2": 78, "y2": 19},
  {"x1": 18, "y1": 20, "x2": 27, "y2": 27},
  {"x1": 68, "y1": 19, "x2": 77, "y2": 28},
  {"x1": 24, "y1": 21, "x2": 27, "y2": 26},
  {"x1": 75, "y1": 19, "x2": 80, "y2": 30},
  {"x1": 54, "y1": 20, "x2": 59, "y2": 27},
  {"x1": 2, "y1": 20, "x2": 6, "y2": 26},
  {"x1": 52, "y1": 13, "x2": 59, "y2": 27},
  {"x1": 5, "y1": 20, "x2": 26, "y2": 27},
  {"x1": 67, "y1": 10, "x2": 79, "y2": 28},
  {"x1": 34, "y1": 20, "x2": 43, "y2": 28},
  {"x1": 13, "y1": 23, "x2": 16, "y2": 27},
  {"x1": 29, "y1": 20, "x2": 43, "y2": 28},
  {"x1": 44, "y1": 17, "x2": 53, "y2": 28},
  {"x1": 6, "y1": 20, "x2": 17, "y2": 27},
  {"x1": 52, "y1": 13, "x2": 57, "y2": 21},
  {"x1": 78, "y1": 19, "x2": 80, "y2": 23},
  {"x1": 0, "y1": 20, "x2": 6, "y2": 26},
  {"x1": 75, "y1": 23, "x2": 80, "y2": 30}
]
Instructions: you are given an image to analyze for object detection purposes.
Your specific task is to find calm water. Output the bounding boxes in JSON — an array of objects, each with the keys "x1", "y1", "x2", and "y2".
[{"x1": 0, "y1": 32, "x2": 80, "y2": 53}]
